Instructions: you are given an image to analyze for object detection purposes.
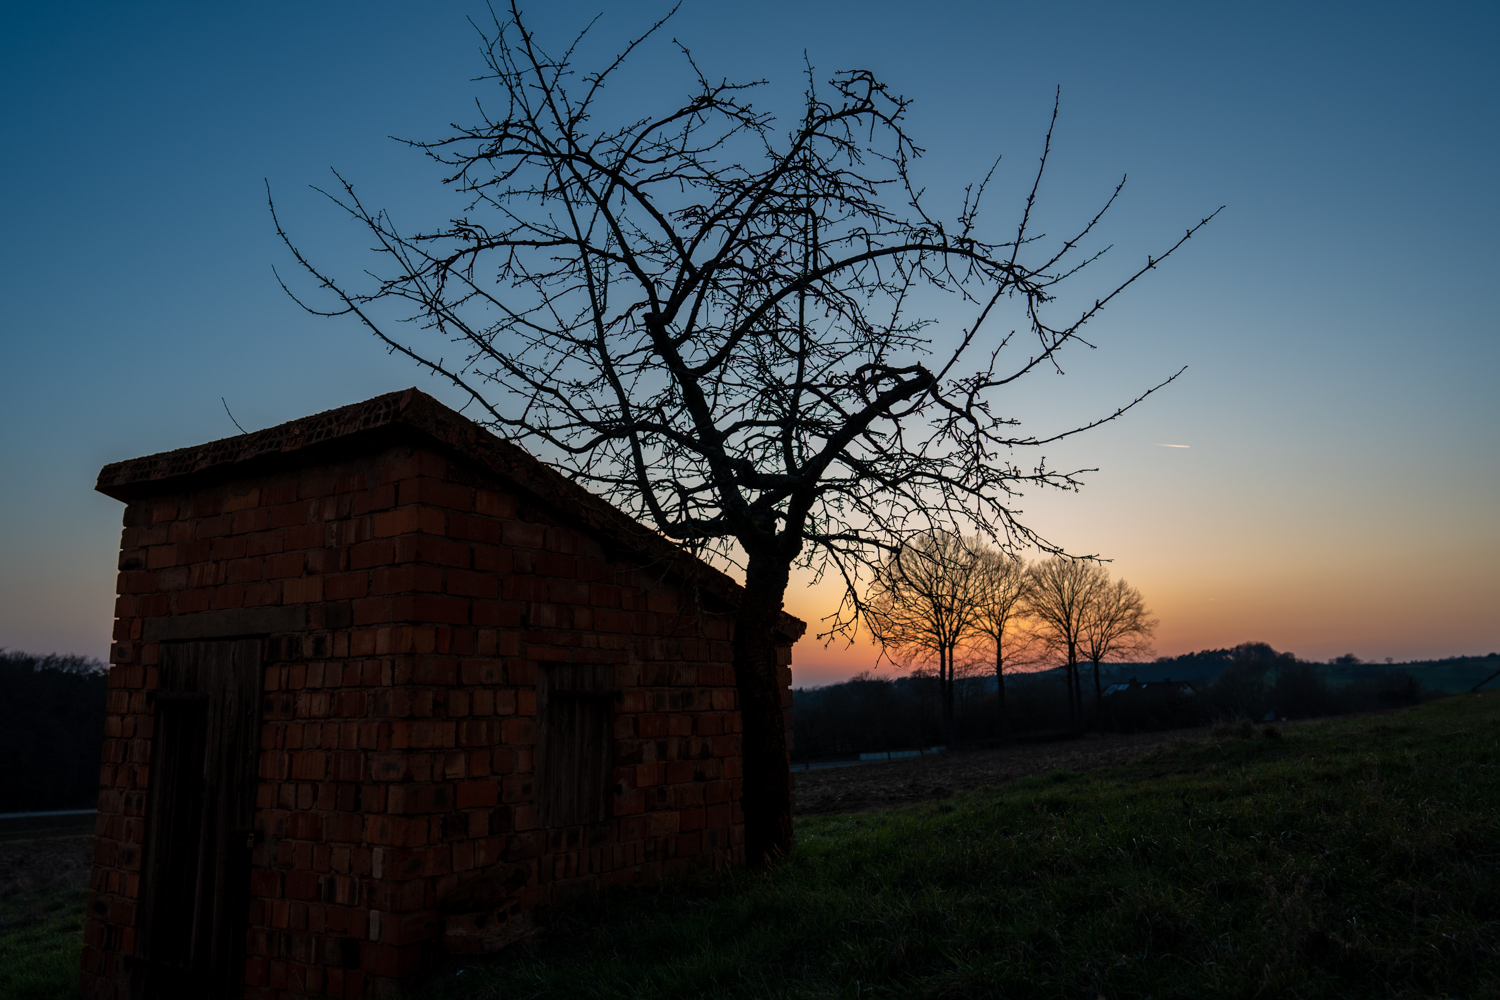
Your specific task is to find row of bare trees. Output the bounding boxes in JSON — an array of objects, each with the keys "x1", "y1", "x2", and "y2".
[{"x1": 864, "y1": 532, "x2": 1157, "y2": 744}]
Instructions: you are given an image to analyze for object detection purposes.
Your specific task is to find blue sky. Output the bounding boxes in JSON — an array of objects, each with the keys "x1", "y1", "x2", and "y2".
[{"x1": 2, "y1": 1, "x2": 1496, "y2": 678}]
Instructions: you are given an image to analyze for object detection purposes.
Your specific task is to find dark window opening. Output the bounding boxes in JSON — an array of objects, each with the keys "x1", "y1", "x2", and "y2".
[{"x1": 537, "y1": 664, "x2": 615, "y2": 828}]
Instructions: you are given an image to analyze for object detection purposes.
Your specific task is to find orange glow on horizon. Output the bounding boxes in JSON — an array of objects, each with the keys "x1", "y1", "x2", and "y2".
[{"x1": 782, "y1": 540, "x2": 1500, "y2": 688}]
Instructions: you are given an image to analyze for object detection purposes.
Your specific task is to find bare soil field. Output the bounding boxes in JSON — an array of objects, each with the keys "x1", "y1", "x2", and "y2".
[
  {"x1": 793, "y1": 726, "x2": 1214, "y2": 815},
  {"x1": 0, "y1": 835, "x2": 92, "y2": 900}
]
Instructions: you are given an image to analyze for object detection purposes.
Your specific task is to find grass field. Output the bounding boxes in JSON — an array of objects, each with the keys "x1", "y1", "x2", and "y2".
[
  {"x1": 2, "y1": 697, "x2": 1495, "y2": 999},
  {"x1": 419, "y1": 696, "x2": 1499, "y2": 999},
  {"x1": 0, "y1": 842, "x2": 89, "y2": 1000}
]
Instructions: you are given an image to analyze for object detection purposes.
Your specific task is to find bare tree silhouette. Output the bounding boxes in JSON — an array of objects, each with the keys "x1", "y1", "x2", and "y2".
[
  {"x1": 969, "y1": 549, "x2": 1035, "y2": 736},
  {"x1": 272, "y1": 2, "x2": 1217, "y2": 862},
  {"x1": 1081, "y1": 576, "x2": 1157, "y2": 713},
  {"x1": 865, "y1": 531, "x2": 984, "y2": 748},
  {"x1": 1025, "y1": 557, "x2": 1107, "y2": 724}
]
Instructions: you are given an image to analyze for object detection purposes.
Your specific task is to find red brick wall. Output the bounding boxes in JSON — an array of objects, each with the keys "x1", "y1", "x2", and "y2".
[{"x1": 83, "y1": 444, "x2": 794, "y2": 1000}]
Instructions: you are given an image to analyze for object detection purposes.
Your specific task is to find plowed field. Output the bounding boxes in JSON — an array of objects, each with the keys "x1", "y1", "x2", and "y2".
[{"x1": 793, "y1": 727, "x2": 1214, "y2": 815}]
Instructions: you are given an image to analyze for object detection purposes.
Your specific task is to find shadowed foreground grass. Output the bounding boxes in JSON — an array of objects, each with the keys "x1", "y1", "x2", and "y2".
[
  {"x1": 0, "y1": 857, "x2": 88, "y2": 1000},
  {"x1": 420, "y1": 696, "x2": 1499, "y2": 1000}
]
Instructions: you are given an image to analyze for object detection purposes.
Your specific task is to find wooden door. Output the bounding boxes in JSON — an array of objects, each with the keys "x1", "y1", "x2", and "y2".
[
  {"x1": 134, "y1": 639, "x2": 263, "y2": 999},
  {"x1": 537, "y1": 663, "x2": 615, "y2": 828}
]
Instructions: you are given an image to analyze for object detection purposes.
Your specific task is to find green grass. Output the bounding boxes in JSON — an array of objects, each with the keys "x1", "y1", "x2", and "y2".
[
  {"x1": 1321, "y1": 657, "x2": 1500, "y2": 693},
  {"x1": 421, "y1": 697, "x2": 1500, "y2": 999},
  {"x1": 0, "y1": 852, "x2": 88, "y2": 1000},
  {"x1": 4, "y1": 699, "x2": 1496, "y2": 999}
]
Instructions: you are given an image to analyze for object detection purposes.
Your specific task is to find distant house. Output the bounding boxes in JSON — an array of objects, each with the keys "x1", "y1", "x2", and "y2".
[
  {"x1": 1099, "y1": 677, "x2": 1200, "y2": 731},
  {"x1": 1100, "y1": 677, "x2": 1198, "y2": 699},
  {"x1": 82, "y1": 389, "x2": 802, "y2": 1000}
]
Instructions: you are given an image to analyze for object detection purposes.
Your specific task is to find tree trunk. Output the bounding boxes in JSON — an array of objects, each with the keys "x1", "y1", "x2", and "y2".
[
  {"x1": 940, "y1": 645, "x2": 956, "y2": 749},
  {"x1": 1064, "y1": 644, "x2": 1077, "y2": 724},
  {"x1": 1067, "y1": 647, "x2": 1083, "y2": 729},
  {"x1": 1074, "y1": 664, "x2": 1085, "y2": 729},
  {"x1": 994, "y1": 644, "x2": 1006, "y2": 739},
  {"x1": 732, "y1": 557, "x2": 794, "y2": 867},
  {"x1": 1062, "y1": 659, "x2": 1074, "y2": 722},
  {"x1": 1091, "y1": 658, "x2": 1103, "y2": 729},
  {"x1": 1063, "y1": 661, "x2": 1073, "y2": 722}
]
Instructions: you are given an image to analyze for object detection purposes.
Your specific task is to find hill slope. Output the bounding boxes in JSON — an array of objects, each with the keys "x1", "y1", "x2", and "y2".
[{"x1": 424, "y1": 695, "x2": 1500, "y2": 999}]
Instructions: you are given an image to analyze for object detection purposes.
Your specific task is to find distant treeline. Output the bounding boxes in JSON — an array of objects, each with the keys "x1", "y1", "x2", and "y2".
[
  {"x1": 3, "y1": 641, "x2": 1491, "y2": 807},
  {"x1": 0, "y1": 650, "x2": 108, "y2": 812},
  {"x1": 792, "y1": 670, "x2": 1076, "y2": 760},
  {"x1": 1113, "y1": 646, "x2": 1500, "y2": 693},
  {"x1": 791, "y1": 643, "x2": 1496, "y2": 759}
]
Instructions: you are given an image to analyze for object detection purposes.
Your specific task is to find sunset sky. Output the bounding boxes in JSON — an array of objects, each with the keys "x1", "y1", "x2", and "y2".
[{"x1": 2, "y1": 1, "x2": 1495, "y2": 685}]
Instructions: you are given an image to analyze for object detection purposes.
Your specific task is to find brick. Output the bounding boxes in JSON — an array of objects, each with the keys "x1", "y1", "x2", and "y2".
[
  {"x1": 324, "y1": 573, "x2": 368, "y2": 601},
  {"x1": 445, "y1": 569, "x2": 498, "y2": 599},
  {"x1": 265, "y1": 552, "x2": 305, "y2": 578},
  {"x1": 225, "y1": 556, "x2": 264, "y2": 584},
  {"x1": 501, "y1": 520, "x2": 545, "y2": 549},
  {"x1": 473, "y1": 490, "x2": 517, "y2": 519},
  {"x1": 350, "y1": 483, "x2": 397, "y2": 515},
  {"x1": 392, "y1": 721, "x2": 456, "y2": 750},
  {"x1": 296, "y1": 474, "x2": 339, "y2": 500},
  {"x1": 245, "y1": 530, "x2": 287, "y2": 557},
  {"x1": 457, "y1": 720, "x2": 502, "y2": 747},
  {"x1": 372, "y1": 565, "x2": 444, "y2": 595},
  {"x1": 447, "y1": 512, "x2": 500, "y2": 544},
  {"x1": 372, "y1": 507, "x2": 446, "y2": 538},
  {"x1": 535, "y1": 552, "x2": 576, "y2": 578},
  {"x1": 117, "y1": 571, "x2": 156, "y2": 594},
  {"x1": 260, "y1": 481, "x2": 298, "y2": 506},
  {"x1": 285, "y1": 524, "x2": 324, "y2": 550},
  {"x1": 242, "y1": 581, "x2": 280, "y2": 606},
  {"x1": 303, "y1": 546, "x2": 343, "y2": 576},
  {"x1": 393, "y1": 595, "x2": 469, "y2": 625},
  {"x1": 283, "y1": 577, "x2": 323, "y2": 604},
  {"x1": 575, "y1": 558, "x2": 610, "y2": 582},
  {"x1": 393, "y1": 535, "x2": 470, "y2": 568},
  {"x1": 455, "y1": 780, "x2": 498, "y2": 809},
  {"x1": 397, "y1": 477, "x2": 474, "y2": 511},
  {"x1": 207, "y1": 535, "x2": 248, "y2": 561},
  {"x1": 387, "y1": 784, "x2": 453, "y2": 815},
  {"x1": 231, "y1": 507, "x2": 271, "y2": 534},
  {"x1": 541, "y1": 527, "x2": 580, "y2": 555},
  {"x1": 350, "y1": 539, "x2": 396, "y2": 570},
  {"x1": 545, "y1": 579, "x2": 590, "y2": 605},
  {"x1": 459, "y1": 660, "x2": 503, "y2": 686},
  {"x1": 352, "y1": 598, "x2": 393, "y2": 626}
]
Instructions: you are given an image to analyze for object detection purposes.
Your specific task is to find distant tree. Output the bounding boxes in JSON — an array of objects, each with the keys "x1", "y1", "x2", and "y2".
[
  {"x1": 1271, "y1": 661, "x2": 1333, "y2": 718},
  {"x1": 0, "y1": 650, "x2": 109, "y2": 811},
  {"x1": 1025, "y1": 558, "x2": 1108, "y2": 724},
  {"x1": 791, "y1": 672, "x2": 921, "y2": 759},
  {"x1": 1203, "y1": 642, "x2": 1298, "y2": 719},
  {"x1": 0, "y1": 649, "x2": 107, "y2": 676},
  {"x1": 969, "y1": 549, "x2": 1034, "y2": 735},
  {"x1": 1080, "y1": 577, "x2": 1157, "y2": 717},
  {"x1": 865, "y1": 532, "x2": 984, "y2": 747},
  {"x1": 274, "y1": 3, "x2": 1216, "y2": 862}
]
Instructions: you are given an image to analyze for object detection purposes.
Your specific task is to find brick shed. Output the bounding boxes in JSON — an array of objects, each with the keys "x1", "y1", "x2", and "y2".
[{"x1": 82, "y1": 388, "x2": 803, "y2": 1000}]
